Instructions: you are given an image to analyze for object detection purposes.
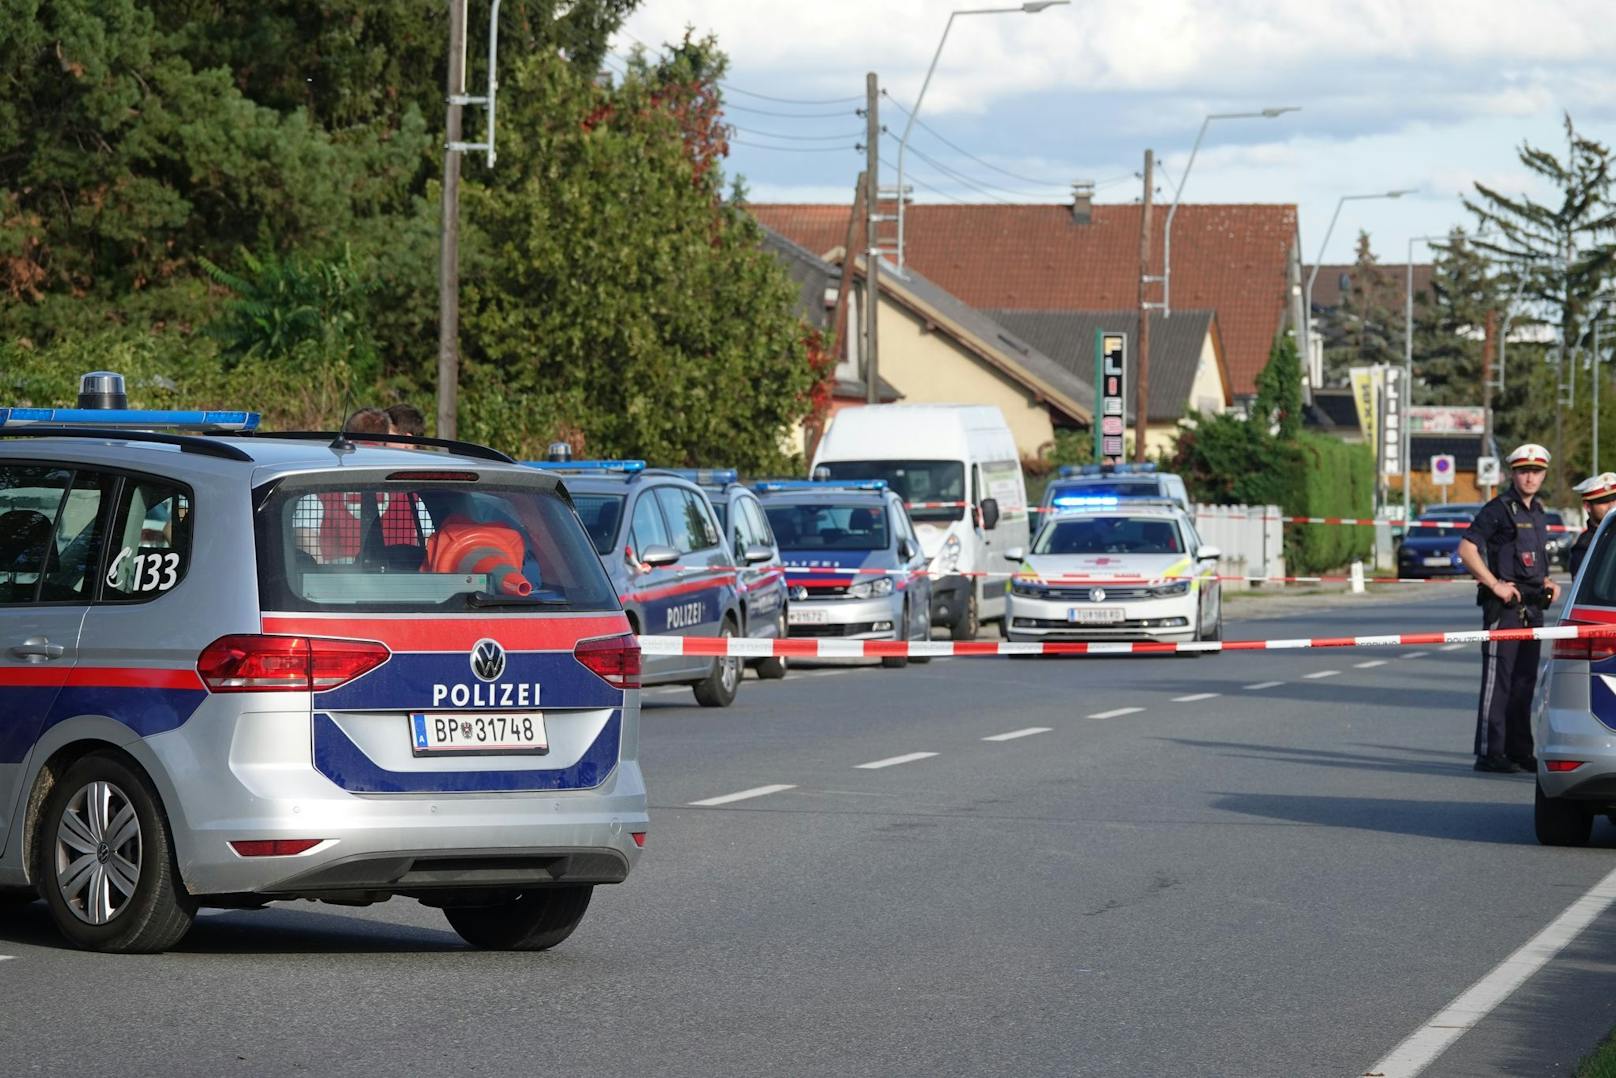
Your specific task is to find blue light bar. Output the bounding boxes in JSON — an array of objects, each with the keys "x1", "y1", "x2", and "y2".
[
  {"x1": 0, "y1": 407, "x2": 260, "y2": 431},
  {"x1": 1052, "y1": 495, "x2": 1120, "y2": 508},
  {"x1": 522, "y1": 459, "x2": 646, "y2": 474},
  {"x1": 1057, "y1": 462, "x2": 1158, "y2": 478},
  {"x1": 664, "y1": 467, "x2": 739, "y2": 486},
  {"x1": 754, "y1": 479, "x2": 887, "y2": 493}
]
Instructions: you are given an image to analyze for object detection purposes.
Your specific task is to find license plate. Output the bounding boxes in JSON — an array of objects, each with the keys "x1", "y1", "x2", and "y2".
[
  {"x1": 1423, "y1": 556, "x2": 1449, "y2": 567},
  {"x1": 789, "y1": 608, "x2": 830, "y2": 625},
  {"x1": 411, "y1": 712, "x2": 547, "y2": 755},
  {"x1": 1068, "y1": 608, "x2": 1125, "y2": 624}
]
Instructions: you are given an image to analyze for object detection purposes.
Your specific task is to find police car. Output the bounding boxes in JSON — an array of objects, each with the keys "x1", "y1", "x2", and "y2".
[
  {"x1": 665, "y1": 469, "x2": 789, "y2": 680},
  {"x1": 529, "y1": 460, "x2": 746, "y2": 706},
  {"x1": 1004, "y1": 502, "x2": 1222, "y2": 644},
  {"x1": 754, "y1": 480, "x2": 932, "y2": 668},
  {"x1": 0, "y1": 374, "x2": 646, "y2": 952},
  {"x1": 1038, "y1": 462, "x2": 1192, "y2": 516}
]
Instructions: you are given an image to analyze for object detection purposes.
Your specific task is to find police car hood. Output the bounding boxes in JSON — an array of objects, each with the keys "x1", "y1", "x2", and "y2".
[{"x1": 1024, "y1": 552, "x2": 1192, "y2": 582}]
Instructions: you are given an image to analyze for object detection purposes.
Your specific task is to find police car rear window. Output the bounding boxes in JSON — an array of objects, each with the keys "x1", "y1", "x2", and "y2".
[
  {"x1": 255, "y1": 478, "x2": 616, "y2": 613},
  {"x1": 764, "y1": 503, "x2": 889, "y2": 552}
]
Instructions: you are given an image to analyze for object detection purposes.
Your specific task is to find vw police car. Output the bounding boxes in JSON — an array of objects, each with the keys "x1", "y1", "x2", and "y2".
[
  {"x1": 0, "y1": 375, "x2": 646, "y2": 952},
  {"x1": 1004, "y1": 502, "x2": 1222, "y2": 644},
  {"x1": 528, "y1": 459, "x2": 746, "y2": 706},
  {"x1": 754, "y1": 480, "x2": 932, "y2": 668},
  {"x1": 666, "y1": 469, "x2": 789, "y2": 680},
  {"x1": 1038, "y1": 462, "x2": 1192, "y2": 515}
]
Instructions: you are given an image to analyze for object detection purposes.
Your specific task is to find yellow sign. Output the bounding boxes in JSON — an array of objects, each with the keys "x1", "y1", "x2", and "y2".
[{"x1": 1350, "y1": 367, "x2": 1378, "y2": 447}]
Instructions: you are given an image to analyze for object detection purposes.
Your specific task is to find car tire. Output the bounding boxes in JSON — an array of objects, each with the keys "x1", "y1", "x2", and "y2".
[
  {"x1": 911, "y1": 605, "x2": 933, "y2": 664},
  {"x1": 950, "y1": 590, "x2": 979, "y2": 641},
  {"x1": 1535, "y1": 782, "x2": 1593, "y2": 847},
  {"x1": 693, "y1": 620, "x2": 741, "y2": 707},
  {"x1": 882, "y1": 602, "x2": 911, "y2": 669},
  {"x1": 38, "y1": 752, "x2": 196, "y2": 953},
  {"x1": 443, "y1": 886, "x2": 593, "y2": 951},
  {"x1": 755, "y1": 612, "x2": 788, "y2": 680}
]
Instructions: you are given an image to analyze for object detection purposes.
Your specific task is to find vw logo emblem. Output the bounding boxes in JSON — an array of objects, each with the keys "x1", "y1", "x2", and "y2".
[
  {"x1": 1088, "y1": 587, "x2": 1106, "y2": 603},
  {"x1": 791, "y1": 585, "x2": 809, "y2": 601},
  {"x1": 470, "y1": 638, "x2": 506, "y2": 682}
]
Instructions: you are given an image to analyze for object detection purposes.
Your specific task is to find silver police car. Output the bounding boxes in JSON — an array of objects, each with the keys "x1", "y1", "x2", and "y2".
[{"x1": 0, "y1": 376, "x2": 646, "y2": 952}]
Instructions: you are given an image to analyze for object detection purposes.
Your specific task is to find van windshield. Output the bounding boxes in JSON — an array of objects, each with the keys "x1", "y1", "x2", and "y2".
[
  {"x1": 255, "y1": 477, "x2": 617, "y2": 613},
  {"x1": 814, "y1": 460, "x2": 964, "y2": 522}
]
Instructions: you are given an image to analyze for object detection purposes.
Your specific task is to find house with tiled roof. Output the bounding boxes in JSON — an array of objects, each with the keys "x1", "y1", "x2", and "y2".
[{"x1": 751, "y1": 201, "x2": 1303, "y2": 402}]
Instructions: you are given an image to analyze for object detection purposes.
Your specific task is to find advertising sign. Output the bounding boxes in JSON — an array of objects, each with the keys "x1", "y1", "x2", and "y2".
[
  {"x1": 1349, "y1": 367, "x2": 1378, "y2": 446},
  {"x1": 1408, "y1": 406, "x2": 1486, "y2": 434},
  {"x1": 1380, "y1": 366, "x2": 1404, "y2": 478},
  {"x1": 1093, "y1": 331, "x2": 1127, "y2": 464}
]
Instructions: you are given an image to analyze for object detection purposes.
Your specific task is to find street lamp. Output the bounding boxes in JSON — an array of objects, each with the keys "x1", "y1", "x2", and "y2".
[
  {"x1": 893, "y1": 1, "x2": 1068, "y2": 272},
  {"x1": 1301, "y1": 189, "x2": 1415, "y2": 384},
  {"x1": 1404, "y1": 233, "x2": 1447, "y2": 527},
  {"x1": 1157, "y1": 107, "x2": 1299, "y2": 316}
]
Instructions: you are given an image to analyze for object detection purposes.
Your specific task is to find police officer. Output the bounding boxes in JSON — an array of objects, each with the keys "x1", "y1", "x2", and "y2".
[
  {"x1": 1567, "y1": 472, "x2": 1616, "y2": 576},
  {"x1": 1457, "y1": 444, "x2": 1559, "y2": 773}
]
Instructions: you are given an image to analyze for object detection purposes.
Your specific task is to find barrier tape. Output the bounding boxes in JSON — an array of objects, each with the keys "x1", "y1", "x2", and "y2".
[
  {"x1": 780, "y1": 566, "x2": 1478, "y2": 586},
  {"x1": 901, "y1": 501, "x2": 1578, "y2": 532},
  {"x1": 636, "y1": 622, "x2": 1616, "y2": 659}
]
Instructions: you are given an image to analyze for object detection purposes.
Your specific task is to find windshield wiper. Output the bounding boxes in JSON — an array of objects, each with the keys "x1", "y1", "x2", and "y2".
[{"x1": 465, "y1": 591, "x2": 571, "y2": 609}]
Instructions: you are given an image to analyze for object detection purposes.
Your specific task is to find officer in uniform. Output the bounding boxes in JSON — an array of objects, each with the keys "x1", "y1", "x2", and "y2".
[
  {"x1": 1457, "y1": 444, "x2": 1559, "y2": 773},
  {"x1": 1567, "y1": 472, "x2": 1616, "y2": 576}
]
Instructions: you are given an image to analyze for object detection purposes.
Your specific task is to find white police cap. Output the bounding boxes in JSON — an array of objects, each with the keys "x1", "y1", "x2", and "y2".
[
  {"x1": 1574, "y1": 472, "x2": 1616, "y2": 502},
  {"x1": 1506, "y1": 443, "x2": 1550, "y2": 469}
]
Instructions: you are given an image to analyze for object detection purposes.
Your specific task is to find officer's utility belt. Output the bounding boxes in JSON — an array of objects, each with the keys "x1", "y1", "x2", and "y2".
[{"x1": 1477, "y1": 580, "x2": 1551, "y2": 622}]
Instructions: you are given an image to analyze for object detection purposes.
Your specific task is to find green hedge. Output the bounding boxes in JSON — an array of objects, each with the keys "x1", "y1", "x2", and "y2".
[{"x1": 1286, "y1": 433, "x2": 1376, "y2": 574}]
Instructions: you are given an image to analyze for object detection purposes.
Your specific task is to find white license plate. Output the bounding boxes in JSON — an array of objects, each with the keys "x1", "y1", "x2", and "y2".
[
  {"x1": 1068, "y1": 608, "x2": 1125, "y2": 624},
  {"x1": 789, "y1": 608, "x2": 830, "y2": 625},
  {"x1": 1423, "y1": 556, "x2": 1450, "y2": 567},
  {"x1": 411, "y1": 712, "x2": 547, "y2": 755}
]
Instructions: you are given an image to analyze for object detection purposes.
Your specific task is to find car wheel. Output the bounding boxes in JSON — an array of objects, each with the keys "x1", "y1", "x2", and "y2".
[
  {"x1": 443, "y1": 886, "x2": 593, "y2": 950},
  {"x1": 693, "y1": 620, "x2": 741, "y2": 707},
  {"x1": 1535, "y1": 782, "x2": 1593, "y2": 847},
  {"x1": 38, "y1": 752, "x2": 195, "y2": 953},
  {"x1": 755, "y1": 612, "x2": 788, "y2": 680},
  {"x1": 911, "y1": 605, "x2": 933, "y2": 664},
  {"x1": 882, "y1": 602, "x2": 911, "y2": 668},
  {"x1": 950, "y1": 590, "x2": 979, "y2": 641}
]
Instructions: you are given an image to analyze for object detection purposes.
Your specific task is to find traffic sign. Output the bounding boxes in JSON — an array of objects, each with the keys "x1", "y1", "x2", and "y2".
[
  {"x1": 1476, "y1": 456, "x2": 1500, "y2": 486},
  {"x1": 1431, "y1": 454, "x2": 1456, "y2": 486}
]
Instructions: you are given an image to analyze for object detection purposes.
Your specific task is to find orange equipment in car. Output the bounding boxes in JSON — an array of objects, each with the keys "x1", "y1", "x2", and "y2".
[{"x1": 423, "y1": 516, "x2": 534, "y2": 596}]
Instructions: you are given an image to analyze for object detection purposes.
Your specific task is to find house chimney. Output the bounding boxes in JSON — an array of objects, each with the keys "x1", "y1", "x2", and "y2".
[{"x1": 1070, "y1": 180, "x2": 1094, "y2": 224}]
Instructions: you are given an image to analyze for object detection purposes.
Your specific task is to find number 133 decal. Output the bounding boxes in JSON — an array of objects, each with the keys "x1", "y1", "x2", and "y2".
[{"x1": 106, "y1": 548, "x2": 181, "y2": 592}]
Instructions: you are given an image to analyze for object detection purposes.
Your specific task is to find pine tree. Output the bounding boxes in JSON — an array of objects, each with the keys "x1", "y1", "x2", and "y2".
[
  {"x1": 1320, "y1": 231, "x2": 1402, "y2": 386},
  {"x1": 1413, "y1": 230, "x2": 1501, "y2": 406}
]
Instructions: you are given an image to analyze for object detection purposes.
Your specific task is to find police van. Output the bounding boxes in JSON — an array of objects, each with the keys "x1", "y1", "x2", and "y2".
[
  {"x1": 527, "y1": 460, "x2": 747, "y2": 705},
  {"x1": 0, "y1": 375, "x2": 646, "y2": 952}
]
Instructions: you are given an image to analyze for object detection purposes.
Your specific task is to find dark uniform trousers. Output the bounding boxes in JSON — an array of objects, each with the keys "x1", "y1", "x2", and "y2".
[{"x1": 1474, "y1": 604, "x2": 1541, "y2": 760}]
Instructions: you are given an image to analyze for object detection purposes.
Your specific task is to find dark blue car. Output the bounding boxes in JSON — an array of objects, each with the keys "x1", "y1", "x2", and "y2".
[{"x1": 1396, "y1": 504, "x2": 1482, "y2": 578}]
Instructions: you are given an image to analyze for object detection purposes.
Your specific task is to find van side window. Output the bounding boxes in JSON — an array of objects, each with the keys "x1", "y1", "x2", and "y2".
[
  {"x1": 0, "y1": 465, "x2": 75, "y2": 605},
  {"x1": 104, "y1": 479, "x2": 193, "y2": 602},
  {"x1": 628, "y1": 492, "x2": 673, "y2": 557},
  {"x1": 654, "y1": 487, "x2": 720, "y2": 554},
  {"x1": 42, "y1": 471, "x2": 117, "y2": 603},
  {"x1": 741, "y1": 498, "x2": 775, "y2": 549}
]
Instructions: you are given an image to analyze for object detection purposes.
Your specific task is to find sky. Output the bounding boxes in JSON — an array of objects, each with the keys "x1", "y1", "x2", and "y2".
[{"x1": 612, "y1": 0, "x2": 1616, "y2": 265}]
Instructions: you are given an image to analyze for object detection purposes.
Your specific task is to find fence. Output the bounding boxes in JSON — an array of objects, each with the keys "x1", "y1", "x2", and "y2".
[{"x1": 1192, "y1": 503, "x2": 1284, "y2": 588}]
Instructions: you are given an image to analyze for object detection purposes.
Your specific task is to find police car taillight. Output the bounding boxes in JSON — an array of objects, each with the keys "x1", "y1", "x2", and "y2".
[
  {"x1": 198, "y1": 635, "x2": 390, "y2": 693},
  {"x1": 574, "y1": 633, "x2": 641, "y2": 689},
  {"x1": 1551, "y1": 623, "x2": 1616, "y2": 663}
]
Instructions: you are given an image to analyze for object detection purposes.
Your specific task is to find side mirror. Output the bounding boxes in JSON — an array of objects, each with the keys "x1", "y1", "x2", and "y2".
[
  {"x1": 742, "y1": 542, "x2": 774, "y2": 565},
  {"x1": 1197, "y1": 545, "x2": 1222, "y2": 562},
  {"x1": 979, "y1": 497, "x2": 1000, "y2": 531},
  {"x1": 1003, "y1": 547, "x2": 1025, "y2": 562},
  {"x1": 640, "y1": 544, "x2": 680, "y2": 569},
  {"x1": 898, "y1": 538, "x2": 916, "y2": 560}
]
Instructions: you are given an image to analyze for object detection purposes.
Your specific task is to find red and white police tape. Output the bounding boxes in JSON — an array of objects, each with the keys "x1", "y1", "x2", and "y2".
[
  {"x1": 636, "y1": 622, "x2": 1616, "y2": 660},
  {"x1": 779, "y1": 566, "x2": 1477, "y2": 586}
]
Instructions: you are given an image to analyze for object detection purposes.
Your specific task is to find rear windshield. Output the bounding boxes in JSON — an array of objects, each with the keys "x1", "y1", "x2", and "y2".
[
  {"x1": 256, "y1": 477, "x2": 617, "y2": 613},
  {"x1": 815, "y1": 460, "x2": 964, "y2": 523},
  {"x1": 1033, "y1": 516, "x2": 1184, "y2": 556},
  {"x1": 570, "y1": 493, "x2": 624, "y2": 556},
  {"x1": 764, "y1": 502, "x2": 889, "y2": 552}
]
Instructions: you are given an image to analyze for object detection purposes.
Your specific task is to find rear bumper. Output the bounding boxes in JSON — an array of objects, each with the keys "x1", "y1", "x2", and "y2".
[{"x1": 1534, "y1": 661, "x2": 1616, "y2": 801}]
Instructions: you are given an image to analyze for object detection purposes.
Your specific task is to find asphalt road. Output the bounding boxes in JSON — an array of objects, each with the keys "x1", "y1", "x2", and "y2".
[{"x1": 4, "y1": 587, "x2": 1615, "y2": 1077}]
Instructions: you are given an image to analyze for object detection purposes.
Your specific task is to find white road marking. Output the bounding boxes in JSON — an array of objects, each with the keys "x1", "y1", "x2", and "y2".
[
  {"x1": 1354, "y1": 659, "x2": 1388, "y2": 669},
  {"x1": 1303, "y1": 669, "x2": 1341, "y2": 680},
  {"x1": 856, "y1": 752, "x2": 938, "y2": 770},
  {"x1": 1364, "y1": 862, "x2": 1616, "y2": 1077},
  {"x1": 0, "y1": 955, "x2": 12, "y2": 962},
  {"x1": 1172, "y1": 692, "x2": 1220, "y2": 702},
  {"x1": 982, "y1": 727, "x2": 1052, "y2": 742},
  {"x1": 1089, "y1": 707, "x2": 1145, "y2": 720},
  {"x1": 1401, "y1": 650, "x2": 1430, "y2": 660},
  {"x1": 1441, "y1": 643, "x2": 1466, "y2": 652},
  {"x1": 688, "y1": 784, "x2": 797, "y2": 807},
  {"x1": 1244, "y1": 681, "x2": 1283, "y2": 691}
]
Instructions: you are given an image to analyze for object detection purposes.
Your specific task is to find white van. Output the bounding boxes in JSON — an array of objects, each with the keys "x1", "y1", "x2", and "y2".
[{"x1": 810, "y1": 404, "x2": 1029, "y2": 639}]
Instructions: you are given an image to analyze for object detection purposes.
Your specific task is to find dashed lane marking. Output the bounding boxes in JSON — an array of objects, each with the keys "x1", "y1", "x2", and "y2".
[
  {"x1": 1363, "y1": 862, "x2": 1616, "y2": 1077},
  {"x1": 1172, "y1": 692, "x2": 1220, "y2": 702},
  {"x1": 1244, "y1": 681, "x2": 1283, "y2": 691},
  {"x1": 1303, "y1": 670, "x2": 1341, "y2": 680},
  {"x1": 1441, "y1": 643, "x2": 1466, "y2": 652},
  {"x1": 1401, "y1": 650, "x2": 1430, "y2": 659},
  {"x1": 1089, "y1": 707, "x2": 1145, "y2": 720},
  {"x1": 855, "y1": 752, "x2": 939, "y2": 770},
  {"x1": 688, "y1": 784, "x2": 797, "y2": 807},
  {"x1": 982, "y1": 727, "x2": 1052, "y2": 742},
  {"x1": 1354, "y1": 659, "x2": 1387, "y2": 669}
]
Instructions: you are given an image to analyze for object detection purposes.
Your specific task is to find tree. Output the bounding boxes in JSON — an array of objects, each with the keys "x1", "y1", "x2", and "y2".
[
  {"x1": 1320, "y1": 231, "x2": 1401, "y2": 387},
  {"x1": 1412, "y1": 229, "x2": 1502, "y2": 406}
]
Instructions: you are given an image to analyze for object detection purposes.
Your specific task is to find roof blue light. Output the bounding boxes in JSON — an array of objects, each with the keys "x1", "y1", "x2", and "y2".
[
  {"x1": 522, "y1": 459, "x2": 646, "y2": 474},
  {"x1": 1058, "y1": 462, "x2": 1158, "y2": 478},
  {"x1": 0, "y1": 407, "x2": 260, "y2": 432},
  {"x1": 754, "y1": 479, "x2": 887, "y2": 493},
  {"x1": 1052, "y1": 495, "x2": 1120, "y2": 508},
  {"x1": 663, "y1": 467, "x2": 739, "y2": 486}
]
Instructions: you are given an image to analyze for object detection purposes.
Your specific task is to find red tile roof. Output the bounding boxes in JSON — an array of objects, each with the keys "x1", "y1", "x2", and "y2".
[{"x1": 750, "y1": 202, "x2": 1299, "y2": 396}]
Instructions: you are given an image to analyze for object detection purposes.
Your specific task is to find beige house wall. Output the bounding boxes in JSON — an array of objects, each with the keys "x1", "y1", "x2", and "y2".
[
  {"x1": 876, "y1": 294, "x2": 1057, "y2": 459},
  {"x1": 1186, "y1": 332, "x2": 1227, "y2": 416}
]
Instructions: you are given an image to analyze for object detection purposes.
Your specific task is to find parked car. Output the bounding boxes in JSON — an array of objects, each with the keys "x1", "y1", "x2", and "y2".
[
  {"x1": 1545, "y1": 510, "x2": 1571, "y2": 569},
  {"x1": 1395, "y1": 504, "x2": 1483, "y2": 578}
]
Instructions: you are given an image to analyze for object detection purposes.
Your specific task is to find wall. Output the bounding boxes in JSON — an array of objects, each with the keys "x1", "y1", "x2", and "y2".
[{"x1": 1387, "y1": 472, "x2": 1487, "y2": 507}]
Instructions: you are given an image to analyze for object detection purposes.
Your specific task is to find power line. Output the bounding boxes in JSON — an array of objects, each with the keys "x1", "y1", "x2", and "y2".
[
  {"x1": 724, "y1": 102, "x2": 858, "y2": 119},
  {"x1": 729, "y1": 126, "x2": 864, "y2": 142},
  {"x1": 886, "y1": 132, "x2": 1066, "y2": 203},
  {"x1": 880, "y1": 90, "x2": 1072, "y2": 189},
  {"x1": 731, "y1": 138, "x2": 859, "y2": 154},
  {"x1": 616, "y1": 34, "x2": 861, "y2": 106}
]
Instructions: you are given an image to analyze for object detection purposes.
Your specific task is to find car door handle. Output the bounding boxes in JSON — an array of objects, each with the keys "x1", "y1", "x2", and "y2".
[{"x1": 10, "y1": 638, "x2": 65, "y2": 661}]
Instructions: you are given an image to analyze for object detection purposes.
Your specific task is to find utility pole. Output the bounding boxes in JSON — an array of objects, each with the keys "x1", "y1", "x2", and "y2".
[
  {"x1": 437, "y1": 0, "x2": 468, "y2": 439},
  {"x1": 1134, "y1": 149, "x2": 1153, "y2": 462},
  {"x1": 1482, "y1": 306, "x2": 1496, "y2": 455},
  {"x1": 864, "y1": 72, "x2": 881, "y2": 405}
]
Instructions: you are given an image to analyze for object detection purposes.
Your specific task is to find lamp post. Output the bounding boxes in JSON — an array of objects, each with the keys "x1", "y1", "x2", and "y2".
[
  {"x1": 1301, "y1": 189, "x2": 1415, "y2": 384},
  {"x1": 1158, "y1": 107, "x2": 1298, "y2": 316},
  {"x1": 893, "y1": 1, "x2": 1068, "y2": 272},
  {"x1": 1403, "y1": 233, "x2": 1447, "y2": 527}
]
